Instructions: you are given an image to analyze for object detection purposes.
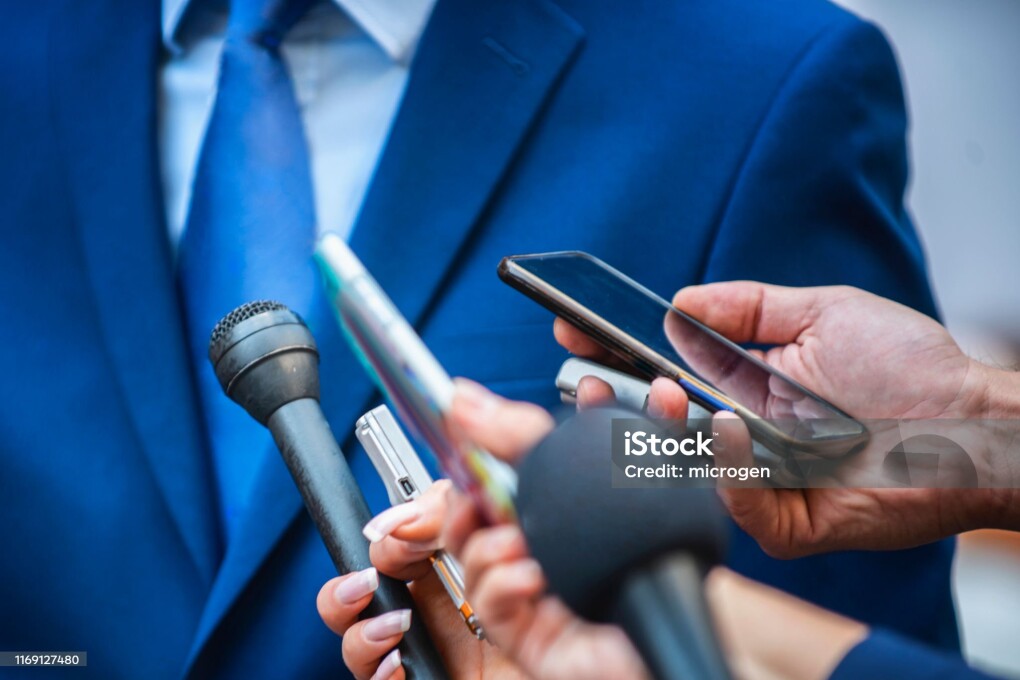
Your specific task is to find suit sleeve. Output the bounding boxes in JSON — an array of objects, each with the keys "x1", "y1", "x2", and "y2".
[
  {"x1": 831, "y1": 629, "x2": 999, "y2": 680},
  {"x1": 698, "y1": 17, "x2": 938, "y2": 318}
]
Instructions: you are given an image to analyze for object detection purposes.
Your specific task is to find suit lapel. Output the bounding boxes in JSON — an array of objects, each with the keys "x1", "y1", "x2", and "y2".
[
  {"x1": 50, "y1": 0, "x2": 221, "y2": 585},
  {"x1": 349, "y1": 0, "x2": 584, "y2": 331},
  {"x1": 335, "y1": 0, "x2": 585, "y2": 458},
  {"x1": 182, "y1": 0, "x2": 583, "y2": 669}
]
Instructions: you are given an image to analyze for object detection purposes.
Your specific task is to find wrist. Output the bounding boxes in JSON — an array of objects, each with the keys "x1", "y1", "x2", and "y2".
[
  {"x1": 974, "y1": 362, "x2": 1020, "y2": 419},
  {"x1": 962, "y1": 361, "x2": 1020, "y2": 531},
  {"x1": 707, "y1": 568, "x2": 868, "y2": 680}
]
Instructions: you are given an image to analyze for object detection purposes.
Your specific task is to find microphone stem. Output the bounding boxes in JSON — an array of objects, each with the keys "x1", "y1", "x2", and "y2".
[
  {"x1": 268, "y1": 399, "x2": 449, "y2": 680},
  {"x1": 269, "y1": 399, "x2": 367, "y2": 570},
  {"x1": 612, "y1": 553, "x2": 732, "y2": 680}
]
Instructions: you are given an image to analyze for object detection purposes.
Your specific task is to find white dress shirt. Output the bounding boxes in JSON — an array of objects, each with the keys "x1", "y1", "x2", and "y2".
[{"x1": 159, "y1": 0, "x2": 435, "y2": 254}]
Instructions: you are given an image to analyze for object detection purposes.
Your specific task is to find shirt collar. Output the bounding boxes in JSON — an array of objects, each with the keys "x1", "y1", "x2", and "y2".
[{"x1": 162, "y1": 0, "x2": 435, "y2": 64}]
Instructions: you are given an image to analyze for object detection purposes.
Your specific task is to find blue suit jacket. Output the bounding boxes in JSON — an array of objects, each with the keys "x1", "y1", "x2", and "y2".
[
  {"x1": 833, "y1": 630, "x2": 998, "y2": 680},
  {"x1": 1, "y1": 0, "x2": 958, "y2": 677}
]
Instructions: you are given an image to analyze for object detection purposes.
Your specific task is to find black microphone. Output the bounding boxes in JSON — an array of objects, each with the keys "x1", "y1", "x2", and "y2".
[
  {"x1": 208, "y1": 301, "x2": 448, "y2": 680},
  {"x1": 515, "y1": 408, "x2": 732, "y2": 680}
]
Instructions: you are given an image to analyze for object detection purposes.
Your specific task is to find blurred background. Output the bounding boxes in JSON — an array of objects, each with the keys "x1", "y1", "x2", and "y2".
[{"x1": 833, "y1": 1, "x2": 1020, "y2": 676}]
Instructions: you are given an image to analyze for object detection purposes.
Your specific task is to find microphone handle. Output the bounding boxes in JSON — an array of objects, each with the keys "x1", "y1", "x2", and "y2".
[
  {"x1": 612, "y1": 553, "x2": 732, "y2": 680},
  {"x1": 268, "y1": 398, "x2": 449, "y2": 680}
]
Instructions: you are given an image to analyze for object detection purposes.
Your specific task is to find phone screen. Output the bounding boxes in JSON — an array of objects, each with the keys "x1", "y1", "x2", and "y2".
[{"x1": 501, "y1": 252, "x2": 867, "y2": 452}]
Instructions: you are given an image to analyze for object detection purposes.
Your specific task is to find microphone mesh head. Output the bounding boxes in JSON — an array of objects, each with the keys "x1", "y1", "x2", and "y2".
[
  {"x1": 206, "y1": 300, "x2": 318, "y2": 421},
  {"x1": 516, "y1": 407, "x2": 727, "y2": 620},
  {"x1": 209, "y1": 300, "x2": 288, "y2": 353}
]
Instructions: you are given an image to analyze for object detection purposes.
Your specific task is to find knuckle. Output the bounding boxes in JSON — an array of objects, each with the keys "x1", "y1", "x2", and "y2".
[{"x1": 340, "y1": 632, "x2": 359, "y2": 669}]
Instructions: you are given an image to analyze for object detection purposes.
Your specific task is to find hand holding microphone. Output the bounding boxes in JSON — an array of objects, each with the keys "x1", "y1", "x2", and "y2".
[
  {"x1": 444, "y1": 381, "x2": 656, "y2": 680},
  {"x1": 327, "y1": 379, "x2": 652, "y2": 680},
  {"x1": 443, "y1": 380, "x2": 863, "y2": 680},
  {"x1": 317, "y1": 479, "x2": 529, "y2": 680},
  {"x1": 333, "y1": 375, "x2": 728, "y2": 680},
  {"x1": 336, "y1": 376, "x2": 873, "y2": 680}
]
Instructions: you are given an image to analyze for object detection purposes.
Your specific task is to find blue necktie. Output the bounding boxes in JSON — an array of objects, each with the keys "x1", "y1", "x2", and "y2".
[{"x1": 178, "y1": 0, "x2": 319, "y2": 541}]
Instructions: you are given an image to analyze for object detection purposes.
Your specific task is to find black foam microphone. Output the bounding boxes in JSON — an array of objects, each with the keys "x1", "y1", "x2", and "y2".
[
  {"x1": 515, "y1": 408, "x2": 732, "y2": 680},
  {"x1": 209, "y1": 301, "x2": 448, "y2": 680}
]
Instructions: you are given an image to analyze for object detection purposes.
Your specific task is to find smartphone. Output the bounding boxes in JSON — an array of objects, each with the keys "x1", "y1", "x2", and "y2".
[
  {"x1": 499, "y1": 251, "x2": 868, "y2": 458},
  {"x1": 316, "y1": 234, "x2": 518, "y2": 523}
]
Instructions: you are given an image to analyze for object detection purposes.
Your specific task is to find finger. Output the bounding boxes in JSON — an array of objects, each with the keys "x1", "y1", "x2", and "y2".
[
  {"x1": 364, "y1": 482, "x2": 453, "y2": 581},
  {"x1": 662, "y1": 310, "x2": 772, "y2": 410},
  {"x1": 673, "y1": 282, "x2": 849, "y2": 345},
  {"x1": 553, "y1": 318, "x2": 641, "y2": 375},
  {"x1": 470, "y1": 558, "x2": 546, "y2": 627},
  {"x1": 405, "y1": 563, "x2": 489, "y2": 671},
  {"x1": 362, "y1": 481, "x2": 450, "y2": 544},
  {"x1": 317, "y1": 569, "x2": 381, "y2": 637},
  {"x1": 459, "y1": 526, "x2": 541, "y2": 648},
  {"x1": 368, "y1": 538, "x2": 439, "y2": 582},
  {"x1": 576, "y1": 375, "x2": 616, "y2": 411},
  {"x1": 711, "y1": 411, "x2": 780, "y2": 533},
  {"x1": 342, "y1": 610, "x2": 412, "y2": 680},
  {"x1": 711, "y1": 411, "x2": 759, "y2": 489},
  {"x1": 460, "y1": 525, "x2": 531, "y2": 593},
  {"x1": 646, "y1": 377, "x2": 688, "y2": 422},
  {"x1": 361, "y1": 502, "x2": 422, "y2": 544},
  {"x1": 442, "y1": 486, "x2": 486, "y2": 558},
  {"x1": 714, "y1": 413, "x2": 821, "y2": 559},
  {"x1": 451, "y1": 378, "x2": 555, "y2": 462},
  {"x1": 369, "y1": 649, "x2": 405, "y2": 680},
  {"x1": 553, "y1": 317, "x2": 617, "y2": 363}
]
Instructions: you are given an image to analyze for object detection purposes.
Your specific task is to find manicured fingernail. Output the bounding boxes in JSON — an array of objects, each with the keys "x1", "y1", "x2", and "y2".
[
  {"x1": 404, "y1": 538, "x2": 442, "y2": 553},
  {"x1": 370, "y1": 649, "x2": 402, "y2": 680},
  {"x1": 363, "y1": 504, "x2": 422, "y2": 543},
  {"x1": 334, "y1": 568, "x2": 379, "y2": 604},
  {"x1": 363, "y1": 610, "x2": 412, "y2": 642},
  {"x1": 455, "y1": 380, "x2": 499, "y2": 423}
]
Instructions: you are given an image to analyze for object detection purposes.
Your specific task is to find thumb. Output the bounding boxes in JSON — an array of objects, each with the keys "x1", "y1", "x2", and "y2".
[{"x1": 673, "y1": 281, "x2": 840, "y2": 345}]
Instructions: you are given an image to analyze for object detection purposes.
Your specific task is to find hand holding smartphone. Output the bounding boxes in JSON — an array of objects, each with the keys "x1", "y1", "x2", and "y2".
[{"x1": 499, "y1": 251, "x2": 868, "y2": 458}]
